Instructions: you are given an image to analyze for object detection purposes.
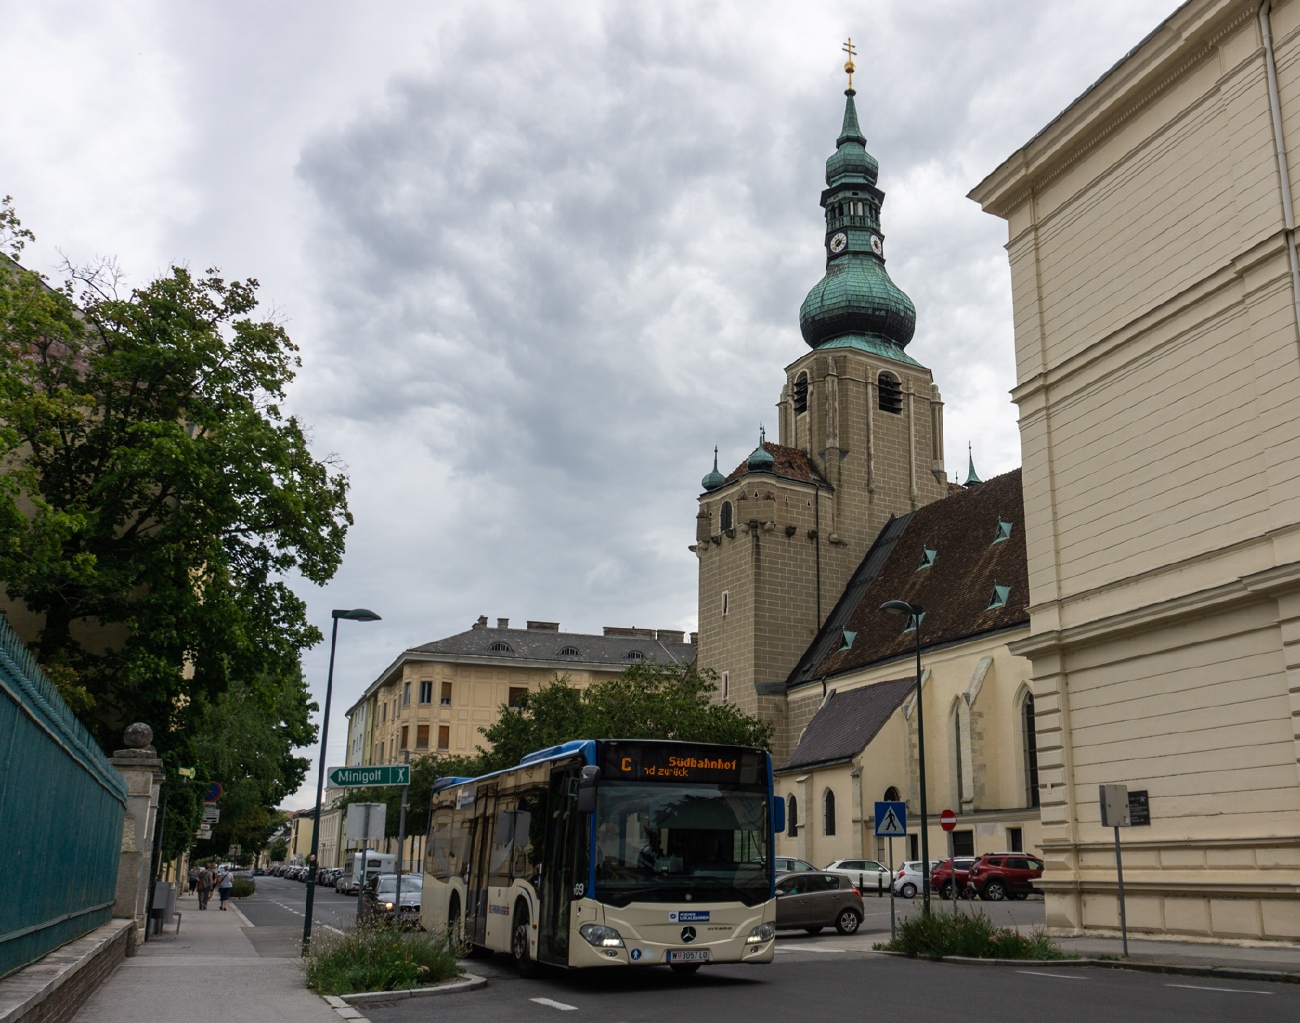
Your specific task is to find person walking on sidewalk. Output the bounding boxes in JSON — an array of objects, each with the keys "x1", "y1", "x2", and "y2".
[
  {"x1": 197, "y1": 864, "x2": 214, "y2": 909},
  {"x1": 188, "y1": 866, "x2": 199, "y2": 893},
  {"x1": 217, "y1": 866, "x2": 235, "y2": 910}
]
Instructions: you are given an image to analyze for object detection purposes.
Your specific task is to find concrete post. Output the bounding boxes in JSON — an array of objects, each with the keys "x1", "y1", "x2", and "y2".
[{"x1": 109, "y1": 723, "x2": 164, "y2": 944}]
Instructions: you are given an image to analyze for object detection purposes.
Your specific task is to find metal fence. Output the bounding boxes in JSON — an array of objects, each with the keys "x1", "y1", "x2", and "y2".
[{"x1": 0, "y1": 614, "x2": 126, "y2": 978}]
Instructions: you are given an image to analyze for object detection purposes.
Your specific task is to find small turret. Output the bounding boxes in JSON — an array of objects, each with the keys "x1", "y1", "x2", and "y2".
[
  {"x1": 701, "y1": 446, "x2": 726, "y2": 492},
  {"x1": 746, "y1": 426, "x2": 775, "y2": 471}
]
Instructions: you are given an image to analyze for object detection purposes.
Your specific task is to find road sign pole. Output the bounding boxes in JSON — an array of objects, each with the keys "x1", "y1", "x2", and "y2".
[
  {"x1": 395, "y1": 751, "x2": 410, "y2": 923},
  {"x1": 1114, "y1": 826, "x2": 1128, "y2": 958},
  {"x1": 357, "y1": 803, "x2": 370, "y2": 929},
  {"x1": 303, "y1": 615, "x2": 340, "y2": 952},
  {"x1": 888, "y1": 837, "x2": 895, "y2": 943}
]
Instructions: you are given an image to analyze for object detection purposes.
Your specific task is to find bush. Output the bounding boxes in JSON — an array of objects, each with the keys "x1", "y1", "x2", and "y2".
[
  {"x1": 231, "y1": 878, "x2": 256, "y2": 899},
  {"x1": 875, "y1": 910, "x2": 1070, "y2": 961},
  {"x1": 304, "y1": 922, "x2": 463, "y2": 996}
]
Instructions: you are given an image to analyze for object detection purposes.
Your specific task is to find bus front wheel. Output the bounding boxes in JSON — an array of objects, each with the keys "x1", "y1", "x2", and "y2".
[{"x1": 512, "y1": 904, "x2": 540, "y2": 978}]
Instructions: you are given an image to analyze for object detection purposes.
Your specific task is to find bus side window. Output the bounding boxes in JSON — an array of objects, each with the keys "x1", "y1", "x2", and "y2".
[{"x1": 427, "y1": 806, "x2": 453, "y2": 880}]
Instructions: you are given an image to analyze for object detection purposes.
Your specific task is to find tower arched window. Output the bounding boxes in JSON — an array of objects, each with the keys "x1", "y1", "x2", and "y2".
[
  {"x1": 823, "y1": 789, "x2": 836, "y2": 836},
  {"x1": 1022, "y1": 693, "x2": 1040, "y2": 808},
  {"x1": 787, "y1": 795, "x2": 799, "y2": 837},
  {"x1": 883, "y1": 786, "x2": 900, "y2": 803},
  {"x1": 878, "y1": 372, "x2": 903, "y2": 414},
  {"x1": 720, "y1": 500, "x2": 733, "y2": 532},
  {"x1": 793, "y1": 372, "x2": 809, "y2": 414}
]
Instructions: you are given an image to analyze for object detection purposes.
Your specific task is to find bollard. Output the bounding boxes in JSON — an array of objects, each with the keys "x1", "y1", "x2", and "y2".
[{"x1": 877, "y1": 874, "x2": 883, "y2": 898}]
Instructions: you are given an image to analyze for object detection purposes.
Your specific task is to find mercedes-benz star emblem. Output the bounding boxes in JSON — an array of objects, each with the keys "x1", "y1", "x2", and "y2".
[{"x1": 680, "y1": 926, "x2": 696, "y2": 944}]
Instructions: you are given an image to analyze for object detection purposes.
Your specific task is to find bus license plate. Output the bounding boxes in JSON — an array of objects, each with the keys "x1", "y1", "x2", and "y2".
[{"x1": 666, "y1": 950, "x2": 709, "y2": 963}]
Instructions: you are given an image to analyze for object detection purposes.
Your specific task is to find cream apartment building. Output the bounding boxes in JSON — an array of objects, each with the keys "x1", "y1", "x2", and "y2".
[{"x1": 970, "y1": 0, "x2": 1300, "y2": 942}]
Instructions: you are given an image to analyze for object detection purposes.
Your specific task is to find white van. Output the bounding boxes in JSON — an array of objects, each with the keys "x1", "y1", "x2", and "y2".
[{"x1": 340, "y1": 852, "x2": 395, "y2": 895}]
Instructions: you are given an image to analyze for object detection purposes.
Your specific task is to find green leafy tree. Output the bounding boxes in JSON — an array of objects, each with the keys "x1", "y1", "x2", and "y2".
[
  {"x1": 0, "y1": 201, "x2": 350, "y2": 761},
  {"x1": 268, "y1": 837, "x2": 289, "y2": 863}
]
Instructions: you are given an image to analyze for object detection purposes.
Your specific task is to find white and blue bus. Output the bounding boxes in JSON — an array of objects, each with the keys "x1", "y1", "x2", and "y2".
[{"x1": 421, "y1": 738, "x2": 784, "y2": 975}]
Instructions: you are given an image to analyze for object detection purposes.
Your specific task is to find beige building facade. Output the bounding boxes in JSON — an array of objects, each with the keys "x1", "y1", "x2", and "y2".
[{"x1": 970, "y1": 0, "x2": 1300, "y2": 942}]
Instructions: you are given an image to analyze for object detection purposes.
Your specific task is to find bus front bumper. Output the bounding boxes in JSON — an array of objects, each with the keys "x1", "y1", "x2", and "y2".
[{"x1": 571, "y1": 901, "x2": 776, "y2": 967}]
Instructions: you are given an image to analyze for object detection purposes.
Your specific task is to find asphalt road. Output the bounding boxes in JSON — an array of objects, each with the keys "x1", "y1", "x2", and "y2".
[{"x1": 238, "y1": 875, "x2": 365, "y2": 934}]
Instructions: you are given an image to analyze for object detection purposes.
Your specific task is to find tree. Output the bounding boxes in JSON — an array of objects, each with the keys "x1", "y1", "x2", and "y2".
[
  {"x1": 268, "y1": 837, "x2": 288, "y2": 863},
  {"x1": 0, "y1": 200, "x2": 350, "y2": 760}
]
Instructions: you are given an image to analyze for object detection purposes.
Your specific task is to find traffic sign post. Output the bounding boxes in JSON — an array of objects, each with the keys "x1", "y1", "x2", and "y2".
[
  {"x1": 940, "y1": 809, "x2": 956, "y2": 911},
  {"x1": 1100, "y1": 784, "x2": 1131, "y2": 958},
  {"x1": 328, "y1": 765, "x2": 410, "y2": 788},
  {"x1": 204, "y1": 782, "x2": 223, "y2": 803},
  {"x1": 874, "y1": 802, "x2": 907, "y2": 943}
]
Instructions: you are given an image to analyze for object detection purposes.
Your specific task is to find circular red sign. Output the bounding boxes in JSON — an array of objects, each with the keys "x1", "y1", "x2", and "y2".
[{"x1": 940, "y1": 809, "x2": 957, "y2": 832}]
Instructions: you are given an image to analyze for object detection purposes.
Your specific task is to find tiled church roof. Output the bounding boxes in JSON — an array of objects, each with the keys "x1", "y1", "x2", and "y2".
[
  {"x1": 777, "y1": 677, "x2": 915, "y2": 772},
  {"x1": 723, "y1": 443, "x2": 831, "y2": 489}
]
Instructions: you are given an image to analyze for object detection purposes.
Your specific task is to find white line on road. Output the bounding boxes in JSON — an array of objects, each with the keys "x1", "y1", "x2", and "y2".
[
  {"x1": 1016, "y1": 970, "x2": 1088, "y2": 980},
  {"x1": 1166, "y1": 984, "x2": 1273, "y2": 995},
  {"x1": 530, "y1": 997, "x2": 579, "y2": 1011}
]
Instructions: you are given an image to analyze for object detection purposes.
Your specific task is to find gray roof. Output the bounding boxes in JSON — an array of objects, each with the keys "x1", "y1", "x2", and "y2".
[{"x1": 777, "y1": 677, "x2": 915, "y2": 773}]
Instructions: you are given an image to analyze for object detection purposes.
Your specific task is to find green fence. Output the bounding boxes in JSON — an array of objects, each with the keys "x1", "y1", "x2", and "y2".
[{"x1": 0, "y1": 614, "x2": 126, "y2": 978}]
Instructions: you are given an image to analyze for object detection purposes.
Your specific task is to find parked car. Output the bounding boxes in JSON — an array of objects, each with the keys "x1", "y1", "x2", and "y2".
[
  {"x1": 774, "y1": 871, "x2": 863, "y2": 935},
  {"x1": 965, "y1": 853, "x2": 1044, "y2": 901},
  {"x1": 360, "y1": 873, "x2": 423, "y2": 923},
  {"x1": 773, "y1": 856, "x2": 818, "y2": 873},
  {"x1": 930, "y1": 857, "x2": 978, "y2": 900},
  {"x1": 824, "y1": 858, "x2": 891, "y2": 895},
  {"x1": 891, "y1": 860, "x2": 939, "y2": 899}
]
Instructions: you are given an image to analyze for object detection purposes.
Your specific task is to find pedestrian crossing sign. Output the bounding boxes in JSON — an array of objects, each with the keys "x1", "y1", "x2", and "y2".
[{"x1": 874, "y1": 801, "x2": 907, "y2": 837}]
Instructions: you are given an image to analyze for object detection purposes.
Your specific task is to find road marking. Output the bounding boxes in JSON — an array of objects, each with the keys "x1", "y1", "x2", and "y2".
[
  {"x1": 1016, "y1": 970, "x2": 1087, "y2": 980},
  {"x1": 1166, "y1": 984, "x2": 1273, "y2": 995},
  {"x1": 775, "y1": 947, "x2": 848, "y2": 954},
  {"x1": 530, "y1": 997, "x2": 579, "y2": 1010}
]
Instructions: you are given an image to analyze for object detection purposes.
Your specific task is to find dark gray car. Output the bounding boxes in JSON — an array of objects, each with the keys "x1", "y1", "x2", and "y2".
[{"x1": 774, "y1": 871, "x2": 864, "y2": 935}]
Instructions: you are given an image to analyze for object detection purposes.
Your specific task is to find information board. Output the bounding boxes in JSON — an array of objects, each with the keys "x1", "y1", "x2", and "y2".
[{"x1": 598, "y1": 743, "x2": 764, "y2": 785}]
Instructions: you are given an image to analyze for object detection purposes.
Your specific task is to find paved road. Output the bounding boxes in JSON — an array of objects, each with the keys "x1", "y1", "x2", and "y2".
[
  {"x1": 364, "y1": 947, "x2": 1300, "y2": 1023},
  {"x1": 238, "y1": 875, "x2": 364, "y2": 934}
]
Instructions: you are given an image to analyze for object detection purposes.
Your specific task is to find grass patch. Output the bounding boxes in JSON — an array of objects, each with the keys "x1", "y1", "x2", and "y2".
[
  {"x1": 230, "y1": 878, "x2": 256, "y2": 899},
  {"x1": 304, "y1": 922, "x2": 463, "y2": 996},
  {"x1": 874, "y1": 909, "x2": 1071, "y2": 961}
]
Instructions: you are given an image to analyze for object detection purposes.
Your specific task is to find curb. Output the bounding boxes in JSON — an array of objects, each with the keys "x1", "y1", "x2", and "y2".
[
  {"x1": 317, "y1": 974, "x2": 488, "y2": 1021},
  {"x1": 877, "y1": 950, "x2": 1300, "y2": 984}
]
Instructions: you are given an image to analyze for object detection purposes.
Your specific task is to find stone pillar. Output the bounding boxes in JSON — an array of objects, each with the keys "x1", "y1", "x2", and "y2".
[{"x1": 110, "y1": 723, "x2": 164, "y2": 943}]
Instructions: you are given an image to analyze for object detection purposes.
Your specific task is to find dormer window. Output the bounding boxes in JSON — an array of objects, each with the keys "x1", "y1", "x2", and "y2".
[
  {"x1": 558, "y1": 646, "x2": 581, "y2": 657},
  {"x1": 793, "y1": 372, "x2": 809, "y2": 414},
  {"x1": 488, "y1": 641, "x2": 513, "y2": 653},
  {"x1": 993, "y1": 518, "x2": 1013, "y2": 544},
  {"x1": 720, "y1": 500, "x2": 733, "y2": 532},
  {"x1": 902, "y1": 611, "x2": 925, "y2": 633},
  {"x1": 626, "y1": 650, "x2": 645, "y2": 661},
  {"x1": 878, "y1": 372, "x2": 903, "y2": 414},
  {"x1": 838, "y1": 629, "x2": 857, "y2": 652},
  {"x1": 917, "y1": 548, "x2": 937, "y2": 570},
  {"x1": 988, "y1": 584, "x2": 1011, "y2": 610}
]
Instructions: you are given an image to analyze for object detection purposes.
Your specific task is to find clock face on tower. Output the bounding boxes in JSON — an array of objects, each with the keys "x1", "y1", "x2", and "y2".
[
  {"x1": 870, "y1": 234, "x2": 883, "y2": 255},
  {"x1": 829, "y1": 232, "x2": 848, "y2": 254}
]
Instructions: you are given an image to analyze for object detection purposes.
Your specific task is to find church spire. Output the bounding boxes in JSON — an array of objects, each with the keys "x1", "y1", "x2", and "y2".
[{"x1": 964, "y1": 442, "x2": 982, "y2": 486}]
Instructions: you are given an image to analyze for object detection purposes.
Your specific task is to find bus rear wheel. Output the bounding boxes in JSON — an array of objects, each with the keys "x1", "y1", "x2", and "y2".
[{"x1": 512, "y1": 905, "x2": 540, "y2": 978}]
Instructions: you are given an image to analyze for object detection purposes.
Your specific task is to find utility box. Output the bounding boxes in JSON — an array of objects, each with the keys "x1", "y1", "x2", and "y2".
[{"x1": 1099, "y1": 784, "x2": 1130, "y2": 828}]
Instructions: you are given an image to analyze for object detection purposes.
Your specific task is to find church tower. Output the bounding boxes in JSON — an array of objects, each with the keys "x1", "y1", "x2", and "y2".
[{"x1": 694, "y1": 46, "x2": 948, "y2": 756}]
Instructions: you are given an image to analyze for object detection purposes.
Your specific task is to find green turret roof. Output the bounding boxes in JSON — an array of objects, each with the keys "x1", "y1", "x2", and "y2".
[
  {"x1": 701, "y1": 446, "x2": 726, "y2": 492},
  {"x1": 964, "y1": 443, "x2": 982, "y2": 486},
  {"x1": 746, "y1": 427, "x2": 775, "y2": 471}
]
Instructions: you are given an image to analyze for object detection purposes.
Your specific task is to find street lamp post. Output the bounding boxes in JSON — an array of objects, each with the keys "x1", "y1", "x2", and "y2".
[
  {"x1": 302, "y1": 608, "x2": 381, "y2": 952},
  {"x1": 881, "y1": 599, "x2": 931, "y2": 915}
]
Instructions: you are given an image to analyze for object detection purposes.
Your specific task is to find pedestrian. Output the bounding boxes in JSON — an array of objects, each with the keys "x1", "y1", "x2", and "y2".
[
  {"x1": 188, "y1": 866, "x2": 199, "y2": 894},
  {"x1": 217, "y1": 866, "x2": 235, "y2": 910},
  {"x1": 196, "y1": 864, "x2": 213, "y2": 909}
]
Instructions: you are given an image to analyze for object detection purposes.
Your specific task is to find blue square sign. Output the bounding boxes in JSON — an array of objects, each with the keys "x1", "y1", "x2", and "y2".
[{"x1": 874, "y1": 801, "x2": 907, "y2": 838}]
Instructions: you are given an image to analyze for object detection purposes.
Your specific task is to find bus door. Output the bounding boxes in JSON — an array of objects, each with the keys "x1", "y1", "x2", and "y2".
[
  {"x1": 466, "y1": 784, "x2": 497, "y2": 947},
  {"x1": 538, "y1": 764, "x2": 585, "y2": 965}
]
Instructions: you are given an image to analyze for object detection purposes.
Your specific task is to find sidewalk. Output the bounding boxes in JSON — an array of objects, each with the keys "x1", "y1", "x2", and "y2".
[
  {"x1": 1054, "y1": 934, "x2": 1300, "y2": 978},
  {"x1": 71, "y1": 891, "x2": 338, "y2": 1023}
]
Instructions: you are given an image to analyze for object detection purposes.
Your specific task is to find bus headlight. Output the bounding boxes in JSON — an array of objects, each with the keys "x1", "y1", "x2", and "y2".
[
  {"x1": 578, "y1": 924, "x2": 625, "y2": 948},
  {"x1": 383, "y1": 902, "x2": 395, "y2": 911},
  {"x1": 746, "y1": 924, "x2": 774, "y2": 944}
]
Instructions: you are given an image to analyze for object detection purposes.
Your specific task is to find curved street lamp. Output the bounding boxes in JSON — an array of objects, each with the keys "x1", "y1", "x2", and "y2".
[
  {"x1": 303, "y1": 608, "x2": 382, "y2": 950},
  {"x1": 881, "y1": 599, "x2": 931, "y2": 915}
]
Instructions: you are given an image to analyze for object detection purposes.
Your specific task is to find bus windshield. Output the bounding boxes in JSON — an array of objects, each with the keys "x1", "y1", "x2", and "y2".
[{"x1": 593, "y1": 781, "x2": 769, "y2": 906}]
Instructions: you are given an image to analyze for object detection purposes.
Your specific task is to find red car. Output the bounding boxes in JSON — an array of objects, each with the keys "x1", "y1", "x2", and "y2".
[
  {"x1": 929, "y1": 857, "x2": 978, "y2": 900},
  {"x1": 965, "y1": 853, "x2": 1044, "y2": 901}
]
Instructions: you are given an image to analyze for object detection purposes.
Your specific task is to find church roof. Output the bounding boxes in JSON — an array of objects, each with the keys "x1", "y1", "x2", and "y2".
[
  {"x1": 777, "y1": 676, "x2": 915, "y2": 772},
  {"x1": 787, "y1": 468, "x2": 1028, "y2": 688},
  {"x1": 722, "y1": 442, "x2": 831, "y2": 489}
]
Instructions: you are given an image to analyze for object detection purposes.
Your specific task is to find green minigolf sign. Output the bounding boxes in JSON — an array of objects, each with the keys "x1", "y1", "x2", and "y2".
[{"x1": 328, "y1": 765, "x2": 410, "y2": 787}]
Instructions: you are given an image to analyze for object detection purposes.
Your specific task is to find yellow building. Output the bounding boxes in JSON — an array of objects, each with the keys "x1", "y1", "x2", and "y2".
[
  {"x1": 969, "y1": 0, "x2": 1300, "y2": 942},
  {"x1": 287, "y1": 809, "x2": 315, "y2": 867}
]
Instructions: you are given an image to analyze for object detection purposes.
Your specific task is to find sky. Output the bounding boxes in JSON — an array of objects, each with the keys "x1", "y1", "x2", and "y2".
[{"x1": 0, "y1": 0, "x2": 1177, "y2": 808}]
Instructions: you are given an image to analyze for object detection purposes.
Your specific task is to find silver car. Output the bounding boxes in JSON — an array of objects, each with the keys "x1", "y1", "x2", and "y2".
[
  {"x1": 774, "y1": 871, "x2": 864, "y2": 935},
  {"x1": 823, "y1": 858, "x2": 891, "y2": 895}
]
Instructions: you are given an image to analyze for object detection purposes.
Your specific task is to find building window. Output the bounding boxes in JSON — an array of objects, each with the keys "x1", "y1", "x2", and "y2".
[
  {"x1": 381, "y1": 703, "x2": 387, "y2": 723},
  {"x1": 1008, "y1": 827, "x2": 1023, "y2": 853},
  {"x1": 403, "y1": 682, "x2": 411, "y2": 705},
  {"x1": 787, "y1": 795, "x2": 799, "y2": 837},
  {"x1": 793, "y1": 372, "x2": 809, "y2": 413},
  {"x1": 918, "y1": 547, "x2": 936, "y2": 570},
  {"x1": 722, "y1": 671, "x2": 729, "y2": 699},
  {"x1": 720, "y1": 500, "x2": 733, "y2": 532},
  {"x1": 993, "y1": 518, "x2": 1013, "y2": 544},
  {"x1": 884, "y1": 786, "x2": 900, "y2": 802},
  {"x1": 721, "y1": 590, "x2": 730, "y2": 616},
  {"x1": 438, "y1": 725, "x2": 450, "y2": 751},
  {"x1": 988, "y1": 583, "x2": 1011, "y2": 610},
  {"x1": 909, "y1": 834, "x2": 919, "y2": 860},
  {"x1": 416, "y1": 725, "x2": 430, "y2": 749},
  {"x1": 953, "y1": 830, "x2": 975, "y2": 857},
  {"x1": 419, "y1": 680, "x2": 433, "y2": 704},
  {"x1": 878, "y1": 372, "x2": 903, "y2": 414},
  {"x1": 823, "y1": 790, "x2": 836, "y2": 836},
  {"x1": 508, "y1": 686, "x2": 528, "y2": 708},
  {"x1": 440, "y1": 681, "x2": 453, "y2": 706},
  {"x1": 558, "y1": 646, "x2": 581, "y2": 657},
  {"x1": 489, "y1": 641, "x2": 513, "y2": 653},
  {"x1": 400, "y1": 725, "x2": 409, "y2": 749},
  {"x1": 626, "y1": 650, "x2": 645, "y2": 661},
  {"x1": 954, "y1": 705, "x2": 965, "y2": 804},
  {"x1": 1022, "y1": 694, "x2": 1040, "y2": 808}
]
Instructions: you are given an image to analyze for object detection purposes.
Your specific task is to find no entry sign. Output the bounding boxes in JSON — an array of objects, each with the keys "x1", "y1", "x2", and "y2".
[{"x1": 940, "y1": 809, "x2": 957, "y2": 832}]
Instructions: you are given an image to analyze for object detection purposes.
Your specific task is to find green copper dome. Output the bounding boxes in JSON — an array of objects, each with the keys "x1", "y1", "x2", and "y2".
[
  {"x1": 701, "y1": 446, "x2": 726, "y2": 491},
  {"x1": 799, "y1": 90, "x2": 916, "y2": 352},
  {"x1": 746, "y1": 427, "x2": 774, "y2": 471}
]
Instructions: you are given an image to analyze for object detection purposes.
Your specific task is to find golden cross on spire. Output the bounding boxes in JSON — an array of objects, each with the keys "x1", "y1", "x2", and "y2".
[{"x1": 842, "y1": 37, "x2": 857, "y2": 91}]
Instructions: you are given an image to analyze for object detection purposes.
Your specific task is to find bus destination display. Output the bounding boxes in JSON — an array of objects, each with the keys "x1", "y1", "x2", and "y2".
[{"x1": 600, "y1": 743, "x2": 763, "y2": 785}]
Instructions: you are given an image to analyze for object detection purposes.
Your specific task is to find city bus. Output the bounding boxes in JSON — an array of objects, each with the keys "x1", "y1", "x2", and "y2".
[{"x1": 421, "y1": 738, "x2": 784, "y2": 975}]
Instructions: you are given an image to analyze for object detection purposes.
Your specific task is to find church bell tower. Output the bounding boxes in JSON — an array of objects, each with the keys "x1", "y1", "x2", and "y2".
[{"x1": 693, "y1": 42, "x2": 948, "y2": 756}]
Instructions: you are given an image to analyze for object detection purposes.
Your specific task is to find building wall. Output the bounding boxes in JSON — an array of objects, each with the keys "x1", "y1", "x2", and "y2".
[
  {"x1": 775, "y1": 628, "x2": 1041, "y2": 869},
  {"x1": 970, "y1": 0, "x2": 1300, "y2": 941}
]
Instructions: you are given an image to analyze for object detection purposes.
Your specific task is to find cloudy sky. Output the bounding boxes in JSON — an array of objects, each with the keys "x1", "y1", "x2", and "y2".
[{"x1": 1, "y1": 0, "x2": 1175, "y2": 806}]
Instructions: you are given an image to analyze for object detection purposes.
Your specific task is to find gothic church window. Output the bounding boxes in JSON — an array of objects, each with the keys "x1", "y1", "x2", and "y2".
[
  {"x1": 720, "y1": 500, "x2": 733, "y2": 532},
  {"x1": 1022, "y1": 694, "x2": 1040, "y2": 808},
  {"x1": 878, "y1": 372, "x2": 903, "y2": 414},
  {"x1": 793, "y1": 372, "x2": 809, "y2": 413},
  {"x1": 823, "y1": 790, "x2": 836, "y2": 836},
  {"x1": 883, "y1": 786, "x2": 900, "y2": 802},
  {"x1": 787, "y1": 795, "x2": 799, "y2": 837}
]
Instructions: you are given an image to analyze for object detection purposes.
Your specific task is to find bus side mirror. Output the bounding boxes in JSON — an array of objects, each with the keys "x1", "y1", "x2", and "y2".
[
  {"x1": 576, "y1": 765, "x2": 600, "y2": 814},
  {"x1": 772, "y1": 798, "x2": 785, "y2": 835}
]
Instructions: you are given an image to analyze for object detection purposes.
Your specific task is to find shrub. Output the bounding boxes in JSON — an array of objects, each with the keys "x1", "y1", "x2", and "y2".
[
  {"x1": 304, "y1": 922, "x2": 463, "y2": 996},
  {"x1": 875, "y1": 910, "x2": 1070, "y2": 961},
  {"x1": 231, "y1": 878, "x2": 256, "y2": 899}
]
